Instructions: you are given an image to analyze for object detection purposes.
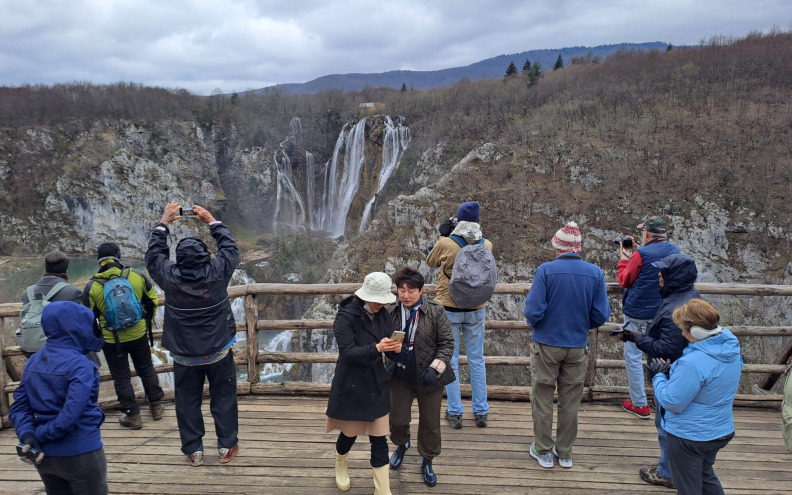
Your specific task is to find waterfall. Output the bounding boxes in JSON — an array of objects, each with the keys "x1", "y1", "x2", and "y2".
[
  {"x1": 273, "y1": 115, "x2": 409, "y2": 238},
  {"x1": 273, "y1": 118, "x2": 307, "y2": 234},
  {"x1": 358, "y1": 116, "x2": 411, "y2": 234}
]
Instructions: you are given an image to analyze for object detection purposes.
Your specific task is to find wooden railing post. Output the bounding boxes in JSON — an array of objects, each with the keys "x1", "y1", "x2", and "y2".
[
  {"x1": 0, "y1": 318, "x2": 10, "y2": 429},
  {"x1": 584, "y1": 327, "x2": 600, "y2": 400},
  {"x1": 245, "y1": 294, "x2": 259, "y2": 384}
]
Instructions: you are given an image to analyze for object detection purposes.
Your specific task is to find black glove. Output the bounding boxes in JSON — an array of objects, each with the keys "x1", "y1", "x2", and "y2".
[
  {"x1": 438, "y1": 218, "x2": 456, "y2": 237},
  {"x1": 419, "y1": 367, "x2": 439, "y2": 385},
  {"x1": 19, "y1": 434, "x2": 43, "y2": 465},
  {"x1": 645, "y1": 357, "x2": 671, "y2": 377},
  {"x1": 620, "y1": 329, "x2": 640, "y2": 343}
]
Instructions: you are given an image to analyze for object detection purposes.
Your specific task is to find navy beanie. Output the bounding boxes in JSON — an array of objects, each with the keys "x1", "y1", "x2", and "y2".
[
  {"x1": 457, "y1": 201, "x2": 480, "y2": 223},
  {"x1": 97, "y1": 242, "x2": 121, "y2": 260}
]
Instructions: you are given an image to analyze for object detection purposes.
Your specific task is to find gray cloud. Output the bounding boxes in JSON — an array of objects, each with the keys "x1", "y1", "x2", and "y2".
[{"x1": 0, "y1": 0, "x2": 788, "y2": 95}]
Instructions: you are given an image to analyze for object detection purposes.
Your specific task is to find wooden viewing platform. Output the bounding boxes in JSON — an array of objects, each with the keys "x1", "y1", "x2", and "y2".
[{"x1": 0, "y1": 395, "x2": 790, "y2": 494}]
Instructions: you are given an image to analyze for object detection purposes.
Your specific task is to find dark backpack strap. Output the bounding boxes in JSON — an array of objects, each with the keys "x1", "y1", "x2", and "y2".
[{"x1": 449, "y1": 235, "x2": 467, "y2": 248}]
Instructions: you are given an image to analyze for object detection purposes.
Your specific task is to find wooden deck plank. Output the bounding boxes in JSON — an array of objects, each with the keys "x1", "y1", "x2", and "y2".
[{"x1": 1, "y1": 395, "x2": 790, "y2": 494}]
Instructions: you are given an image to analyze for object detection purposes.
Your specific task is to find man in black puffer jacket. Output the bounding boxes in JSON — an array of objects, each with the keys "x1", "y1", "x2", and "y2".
[
  {"x1": 145, "y1": 201, "x2": 240, "y2": 467},
  {"x1": 387, "y1": 266, "x2": 456, "y2": 487},
  {"x1": 620, "y1": 252, "x2": 699, "y2": 490}
]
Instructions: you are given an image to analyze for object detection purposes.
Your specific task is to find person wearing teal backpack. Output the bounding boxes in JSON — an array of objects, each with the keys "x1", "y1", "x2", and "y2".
[{"x1": 83, "y1": 242, "x2": 163, "y2": 430}]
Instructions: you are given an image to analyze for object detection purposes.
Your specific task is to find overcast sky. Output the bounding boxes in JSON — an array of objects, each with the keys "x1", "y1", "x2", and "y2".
[{"x1": 1, "y1": 0, "x2": 789, "y2": 96}]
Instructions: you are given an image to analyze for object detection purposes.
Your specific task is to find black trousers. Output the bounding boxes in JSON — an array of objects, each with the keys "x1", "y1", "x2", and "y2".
[
  {"x1": 36, "y1": 448, "x2": 108, "y2": 495},
  {"x1": 173, "y1": 350, "x2": 239, "y2": 454},
  {"x1": 667, "y1": 431, "x2": 734, "y2": 495},
  {"x1": 102, "y1": 334, "x2": 164, "y2": 415}
]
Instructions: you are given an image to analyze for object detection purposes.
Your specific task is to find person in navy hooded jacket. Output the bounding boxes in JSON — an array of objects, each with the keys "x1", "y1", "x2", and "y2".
[{"x1": 10, "y1": 301, "x2": 108, "y2": 495}]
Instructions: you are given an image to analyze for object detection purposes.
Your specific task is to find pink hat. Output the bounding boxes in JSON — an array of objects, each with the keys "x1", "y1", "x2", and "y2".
[{"x1": 551, "y1": 222, "x2": 582, "y2": 253}]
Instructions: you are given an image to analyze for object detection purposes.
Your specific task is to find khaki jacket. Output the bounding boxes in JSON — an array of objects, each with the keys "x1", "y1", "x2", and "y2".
[{"x1": 427, "y1": 235, "x2": 494, "y2": 309}]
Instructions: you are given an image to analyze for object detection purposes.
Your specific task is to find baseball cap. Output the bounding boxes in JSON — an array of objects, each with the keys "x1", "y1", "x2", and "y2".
[{"x1": 637, "y1": 215, "x2": 667, "y2": 234}]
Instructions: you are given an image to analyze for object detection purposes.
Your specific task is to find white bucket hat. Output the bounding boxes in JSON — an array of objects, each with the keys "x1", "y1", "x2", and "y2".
[{"x1": 355, "y1": 272, "x2": 396, "y2": 304}]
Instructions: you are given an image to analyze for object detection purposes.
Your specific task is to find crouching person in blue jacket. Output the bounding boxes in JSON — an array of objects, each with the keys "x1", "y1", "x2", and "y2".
[{"x1": 10, "y1": 301, "x2": 108, "y2": 495}]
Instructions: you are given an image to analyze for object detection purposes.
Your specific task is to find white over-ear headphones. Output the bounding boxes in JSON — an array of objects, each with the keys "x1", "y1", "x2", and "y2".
[{"x1": 690, "y1": 325, "x2": 722, "y2": 340}]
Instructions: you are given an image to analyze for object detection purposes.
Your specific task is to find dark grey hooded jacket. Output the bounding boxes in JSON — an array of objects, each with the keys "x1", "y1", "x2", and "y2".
[{"x1": 145, "y1": 222, "x2": 239, "y2": 356}]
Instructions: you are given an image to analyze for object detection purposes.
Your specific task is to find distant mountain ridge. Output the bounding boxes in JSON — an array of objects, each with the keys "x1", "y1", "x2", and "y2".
[{"x1": 260, "y1": 42, "x2": 669, "y2": 94}]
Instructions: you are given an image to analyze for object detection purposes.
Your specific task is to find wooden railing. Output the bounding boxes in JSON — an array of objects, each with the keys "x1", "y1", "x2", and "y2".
[{"x1": 2, "y1": 282, "x2": 791, "y2": 428}]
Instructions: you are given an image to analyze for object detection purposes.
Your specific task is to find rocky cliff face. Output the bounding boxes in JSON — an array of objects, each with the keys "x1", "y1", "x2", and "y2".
[{"x1": 0, "y1": 115, "x2": 407, "y2": 257}]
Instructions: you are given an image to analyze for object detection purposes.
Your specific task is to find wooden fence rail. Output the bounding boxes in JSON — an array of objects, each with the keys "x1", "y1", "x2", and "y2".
[{"x1": 1, "y1": 282, "x2": 791, "y2": 428}]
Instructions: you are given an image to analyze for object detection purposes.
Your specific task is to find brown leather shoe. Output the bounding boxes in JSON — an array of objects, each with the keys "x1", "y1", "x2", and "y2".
[
  {"x1": 149, "y1": 401, "x2": 164, "y2": 421},
  {"x1": 119, "y1": 412, "x2": 143, "y2": 430}
]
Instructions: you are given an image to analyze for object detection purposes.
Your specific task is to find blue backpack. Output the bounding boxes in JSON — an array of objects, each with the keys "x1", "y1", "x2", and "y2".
[{"x1": 94, "y1": 268, "x2": 143, "y2": 331}]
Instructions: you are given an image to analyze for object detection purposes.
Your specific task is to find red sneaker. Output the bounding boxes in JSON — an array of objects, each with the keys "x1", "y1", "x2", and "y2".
[
  {"x1": 622, "y1": 400, "x2": 651, "y2": 419},
  {"x1": 218, "y1": 444, "x2": 239, "y2": 463}
]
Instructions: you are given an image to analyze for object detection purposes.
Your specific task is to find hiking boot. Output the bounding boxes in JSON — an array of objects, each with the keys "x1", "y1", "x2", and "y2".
[
  {"x1": 622, "y1": 400, "x2": 651, "y2": 419},
  {"x1": 530, "y1": 442, "x2": 553, "y2": 468},
  {"x1": 188, "y1": 450, "x2": 203, "y2": 467},
  {"x1": 474, "y1": 414, "x2": 488, "y2": 427},
  {"x1": 552, "y1": 445, "x2": 573, "y2": 468},
  {"x1": 149, "y1": 401, "x2": 164, "y2": 421},
  {"x1": 218, "y1": 444, "x2": 239, "y2": 463},
  {"x1": 389, "y1": 441, "x2": 410, "y2": 470},
  {"x1": 119, "y1": 412, "x2": 142, "y2": 430},
  {"x1": 445, "y1": 411, "x2": 462, "y2": 429},
  {"x1": 639, "y1": 466, "x2": 675, "y2": 488}
]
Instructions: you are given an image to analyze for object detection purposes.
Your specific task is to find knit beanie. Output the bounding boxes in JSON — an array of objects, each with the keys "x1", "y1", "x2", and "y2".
[
  {"x1": 551, "y1": 222, "x2": 582, "y2": 254},
  {"x1": 44, "y1": 251, "x2": 69, "y2": 274},
  {"x1": 457, "y1": 201, "x2": 480, "y2": 223},
  {"x1": 97, "y1": 242, "x2": 121, "y2": 261}
]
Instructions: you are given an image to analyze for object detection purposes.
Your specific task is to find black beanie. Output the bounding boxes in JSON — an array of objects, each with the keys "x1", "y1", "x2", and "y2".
[
  {"x1": 97, "y1": 242, "x2": 121, "y2": 260},
  {"x1": 44, "y1": 252, "x2": 69, "y2": 274}
]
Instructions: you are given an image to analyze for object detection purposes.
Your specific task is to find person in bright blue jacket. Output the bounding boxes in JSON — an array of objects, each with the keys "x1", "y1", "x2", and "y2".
[
  {"x1": 649, "y1": 298, "x2": 742, "y2": 495},
  {"x1": 524, "y1": 222, "x2": 611, "y2": 469},
  {"x1": 10, "y1": 301, "x2": 108, "y2": 495}
]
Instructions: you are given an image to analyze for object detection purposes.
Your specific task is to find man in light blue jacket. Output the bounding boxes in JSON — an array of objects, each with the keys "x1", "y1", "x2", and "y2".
[
  {"x1": 524, "y1": 221, "x2": 611, "y2": 469},
  {"x1": 650, "y1": 298, "x2": 742, "y2": 495}
]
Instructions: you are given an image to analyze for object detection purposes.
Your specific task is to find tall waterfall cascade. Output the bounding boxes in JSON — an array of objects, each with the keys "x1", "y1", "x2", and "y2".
[{"x1": 273, "y1": 115, "x2": 410, "y2": 238}]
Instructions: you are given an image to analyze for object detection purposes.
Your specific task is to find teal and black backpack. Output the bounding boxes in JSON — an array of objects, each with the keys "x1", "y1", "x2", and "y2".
[{"x1": 94, "y1": 268, "x2": 143, "y2": 332}]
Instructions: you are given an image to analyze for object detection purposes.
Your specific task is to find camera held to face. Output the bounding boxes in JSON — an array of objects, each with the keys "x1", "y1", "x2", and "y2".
[{"x1": 613, "y1": 236, "x2": 633, "y2": 249}]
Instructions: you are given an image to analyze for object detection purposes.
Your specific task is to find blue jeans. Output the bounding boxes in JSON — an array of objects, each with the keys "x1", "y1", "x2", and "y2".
[
  {"x1": 444, "y1": 308, "x2": 489, "y2": 416},
  {"x1": 656, "y1": 405, "x2": 672, "y2": 480},
  {"x1": 623, "y1": 316, "x2": 651, "y2": 407}
]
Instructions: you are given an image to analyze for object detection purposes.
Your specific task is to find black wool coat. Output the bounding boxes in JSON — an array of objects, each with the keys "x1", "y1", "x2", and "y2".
[{"x1": 326, "y1": 296, "x2": 395, "y2": 422}]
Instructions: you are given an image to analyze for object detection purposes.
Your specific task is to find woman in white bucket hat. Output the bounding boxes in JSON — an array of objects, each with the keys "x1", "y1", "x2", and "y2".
[{"x1": 326, "y1": 272, "x2": 401, "y2": 494}]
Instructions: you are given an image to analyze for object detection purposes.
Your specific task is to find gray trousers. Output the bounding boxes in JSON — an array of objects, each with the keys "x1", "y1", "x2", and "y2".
[
  {"x1": 530, "y1": 342, "x2": 588, "y2": 457},
  {"x1": 36, "y1": 448, "x2": 108, "y2": 495}
]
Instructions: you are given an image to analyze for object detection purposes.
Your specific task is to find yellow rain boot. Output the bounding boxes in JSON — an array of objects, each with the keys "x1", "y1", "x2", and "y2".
[
  {"x1": 372, "y1": 465, "x2": 392, "y2": 495},
  {"x1": 335, "y1": 451, "x2": 350, "y2": 491}
]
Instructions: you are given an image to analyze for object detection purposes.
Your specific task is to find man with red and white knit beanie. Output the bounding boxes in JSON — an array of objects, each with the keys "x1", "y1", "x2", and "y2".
[{"x1": 524, "y1": 221, "x2": 610, "y2": 469}]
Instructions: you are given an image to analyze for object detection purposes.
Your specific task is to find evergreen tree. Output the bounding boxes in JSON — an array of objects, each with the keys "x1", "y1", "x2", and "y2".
[
  {"x1": 401, "y1": 83, "x2": 407, "y2": 92},
  {"x1": 666, "y1": 44, "x2": 674, "y2": 52},
  {"x1": 553, "y1": 54, "x2": 564, "y2": 71},
  {"x1": 522, "y1": 58, "x2": 531, "y2": 73},
  {"x1": 528, "y1": 61, "x2": 543, "y2": 87},
  {"x1": 505, "y1": 61, "x2": 518, "y2": 78}
]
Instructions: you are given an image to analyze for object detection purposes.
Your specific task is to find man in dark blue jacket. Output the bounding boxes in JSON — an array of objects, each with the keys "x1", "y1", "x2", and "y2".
[
  {"x1": 619, "y1": 252, "x2": 699, "y2": 489},
  {"x1": 524, "y1": 222, "x2": 611, "y2": 469},
  {"x1": 616, "y1": 215, "x2": 679, "y2": 419},
  {"x1": 145, "y1": 201, "x2": 240, "y2": 467},
  {"x1": 10, "y1": 301, "x2": 108, "y2": 494}
]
